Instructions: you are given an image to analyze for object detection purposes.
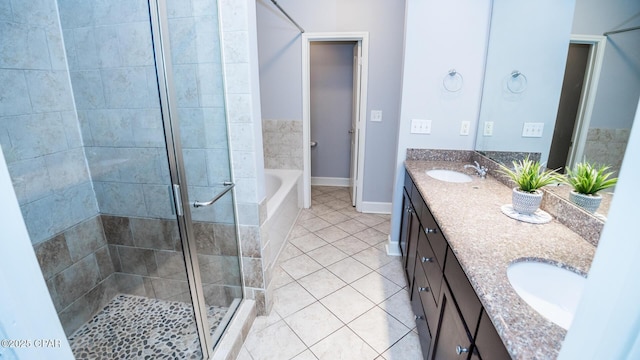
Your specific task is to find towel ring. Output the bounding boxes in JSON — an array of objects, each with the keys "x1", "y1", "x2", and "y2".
[
  {"x1": 443, "y1": 69, "x2": 463, "y2": 92},
  {"x1": 507, "y1": 70, "x2": 527, "y2": 93}
]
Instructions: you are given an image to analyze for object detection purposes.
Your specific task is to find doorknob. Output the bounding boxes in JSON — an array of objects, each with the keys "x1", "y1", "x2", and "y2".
[
  {"x1": 310, "y1": 141, "x2": 318, "y2": 148},
  {"x1": 348, "y1": 129, "x2": 354, "y2": 134}
]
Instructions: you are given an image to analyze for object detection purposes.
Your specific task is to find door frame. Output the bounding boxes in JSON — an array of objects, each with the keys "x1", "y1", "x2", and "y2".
[
  {"x1": 565, "y1": 34, "x2": 607, "y2": 169},
  {"x1": 302, "y1": 32, "x2": 369, "y2": 210}
]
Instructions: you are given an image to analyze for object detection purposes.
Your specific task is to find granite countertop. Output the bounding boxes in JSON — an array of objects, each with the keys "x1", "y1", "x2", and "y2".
[{"x1": 405, "y1": 160, "x2": 596, "y2": 360}]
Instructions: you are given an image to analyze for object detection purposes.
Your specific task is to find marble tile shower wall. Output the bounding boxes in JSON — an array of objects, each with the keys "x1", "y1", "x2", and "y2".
[
  {"x1": 0, "y1": 0, "x2": 98, "y2": 245},
  {"x1": 58, "y1": 0, "x2": 175, "y2": 219},
  {"x1": 217, "y1": 0, "x2": 271, "y2": 313},
  {"x1": 34, "y1": 217, "x2": 116, "y2": 336},
  {"x1": 101, "y1": 215, "x2": 243, "y2": 308},
  {"x1": 263, "y1": 119, "x2": 303, "y2": 170}
]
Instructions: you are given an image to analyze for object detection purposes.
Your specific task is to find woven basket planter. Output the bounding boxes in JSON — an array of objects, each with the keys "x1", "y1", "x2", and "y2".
[
  {"x1": 511, "y1": 188, "x2": 543, "y2": 215},
  {"x1": 569, "y1": 191, "x2": 602, "y2": 213}
]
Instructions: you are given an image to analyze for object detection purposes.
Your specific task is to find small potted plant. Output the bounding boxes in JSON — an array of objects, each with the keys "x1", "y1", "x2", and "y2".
[
  {"x1": 564, "y1": 162, "x2": 618, "y2": 213},
  {"x1": 499, "y1": 157, "x2": 562, "y2": 215}
]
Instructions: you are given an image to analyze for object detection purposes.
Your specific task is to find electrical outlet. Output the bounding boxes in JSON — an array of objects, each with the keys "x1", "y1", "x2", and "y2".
[
  {"x1": 460, "y1": 121, "x2": 470, "y2": 136},
  {"x1": 484, "y1": 121, "x2": 494, "y2": 136},
  {"x1": 522, "y1": 122, "x2": 544, "y2": 137},
  {"x1": 410, "y1": 119, "x2": 432, "y2": 134},
  {"x1": 371, "y1": 110, "x2": 383, "y2": 122}
]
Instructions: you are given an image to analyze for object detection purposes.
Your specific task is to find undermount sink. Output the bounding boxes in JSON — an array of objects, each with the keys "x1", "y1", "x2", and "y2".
[
  {"x1": 426, "y1": 169, "x2": 473, "y2": 183},
  {"x1": 507, "y1": 261, "x2": 586, "y2": 330}
]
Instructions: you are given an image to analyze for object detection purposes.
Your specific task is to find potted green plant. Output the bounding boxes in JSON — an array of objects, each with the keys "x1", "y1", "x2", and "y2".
[
  {"x1": 499, "y1": 157, "x2": 562, "y2": 215},
  {"x1": 564, "y1": 162, "x2": 618, "y2": 213}
]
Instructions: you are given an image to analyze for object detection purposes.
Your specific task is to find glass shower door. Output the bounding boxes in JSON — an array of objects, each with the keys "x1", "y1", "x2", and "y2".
[
  {"x1": 153, "y1": 0, "x2": 243, "y2": 351},
  {"x1": 34, "y1": 0, "x2": 215, "y2": 358}
]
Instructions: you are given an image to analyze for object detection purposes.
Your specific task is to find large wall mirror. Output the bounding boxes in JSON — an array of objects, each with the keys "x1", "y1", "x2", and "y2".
[{"x1": 476, "y1": 0, "x2": 640, "y2": 220}]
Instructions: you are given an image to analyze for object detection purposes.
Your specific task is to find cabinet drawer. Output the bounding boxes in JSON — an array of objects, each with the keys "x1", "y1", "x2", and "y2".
[
  {"x1": 444, "y1": 247, "x2": 482, "y2": 335},
  {"x1": 414, "y1": 259, "x2": 439, "y2": 335},
  {"x1": 416, "y1": 231, "x2": 443, "y2": 305},
  {"x1": 419, "y1": 205, "x2": 447, "y2": 266},
  {"x1": 475, "y1": 310, "x2": 511, "y2": 360},
  {"x1": 411, "y1": 276, "x2": 431, "y2": 360}
]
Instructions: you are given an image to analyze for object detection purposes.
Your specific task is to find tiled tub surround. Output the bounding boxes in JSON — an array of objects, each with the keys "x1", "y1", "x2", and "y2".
[
  {"x1": 583, "y1": 127, "x2": 630, "y2": 177},
  {"x1": 259, "y1": 169, "x2": 303, "y2": 314},
  {"x1": 404, "y1": 160, "x2": 596, "y2": 359},
  {"x1": 262, "y1": 119, "x2": 303, "y2": 170}
]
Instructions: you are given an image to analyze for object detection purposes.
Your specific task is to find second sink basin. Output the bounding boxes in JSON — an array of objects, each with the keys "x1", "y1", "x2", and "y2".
[
  {"x1": 426, "y1": 169, "x2": 473, "y2": 183},
  {"x1": 507, "y1": 261, "x2": 586, "y2": 330}
]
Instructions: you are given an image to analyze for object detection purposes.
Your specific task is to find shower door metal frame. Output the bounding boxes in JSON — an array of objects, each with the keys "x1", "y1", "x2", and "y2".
[{"x1": 149, "y1": 1, "x2": 217, "y2": 357}]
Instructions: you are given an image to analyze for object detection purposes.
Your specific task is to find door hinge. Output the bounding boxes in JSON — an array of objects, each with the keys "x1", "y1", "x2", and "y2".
[{"x1": 172, "y1": 184, "x2": 183, "y2": 216}]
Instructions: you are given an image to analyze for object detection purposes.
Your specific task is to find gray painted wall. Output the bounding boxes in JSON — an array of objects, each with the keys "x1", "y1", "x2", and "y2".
[
  {"x1": 572, "y1": 0, "x2": 640, "y2": 130},
  {"x1": 310, "y1": 42, "x2": 354, "y2": 178},
  {"x1": 390, "y1": 0, "x2": 492, "y2": 244},
  {"x1": 256, "y1": 0, "x2": 405, "y2": 202}
]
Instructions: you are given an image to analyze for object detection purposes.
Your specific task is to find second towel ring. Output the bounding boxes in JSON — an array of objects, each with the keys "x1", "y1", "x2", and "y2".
[
  {"x1": 507, "y1": 70, "x2": 527, "y2": 93},
  {"x1": 443, "y1": 69, "x2": 463, "y2": 92}
]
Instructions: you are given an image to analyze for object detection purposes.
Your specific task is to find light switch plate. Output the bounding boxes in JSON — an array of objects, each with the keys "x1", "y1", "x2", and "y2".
[
  {"x1": 483, "y1": 121, "x2": 494, "y2": 136},
  {"x1": 522, "y1": 122, "x2": 544, "y2": 137},
  {"x1": 411, "y1": 119, "x2": 432, "y2": 134},
  {"x1": 371, "y1": 110, "x2": 382, "y2": 122}
]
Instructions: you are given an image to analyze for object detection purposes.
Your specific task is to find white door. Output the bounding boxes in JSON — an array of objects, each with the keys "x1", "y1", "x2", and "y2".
[{"x1": 349, "y1": 43, "x2": 362, "y2": 206}]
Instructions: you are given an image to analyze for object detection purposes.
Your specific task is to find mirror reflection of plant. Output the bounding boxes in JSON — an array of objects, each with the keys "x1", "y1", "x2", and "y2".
[
  {"x1": 499, "y1": 157, "x2": 563, "y2": 193},
  {"x1": 564, "y1": 162, "x2": 618, "y2": 195}
]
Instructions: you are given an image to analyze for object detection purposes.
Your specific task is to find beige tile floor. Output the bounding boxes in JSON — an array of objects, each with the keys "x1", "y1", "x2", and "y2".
[{"x1": 237, "y1": 186, "x2": 423, "y2": 360}]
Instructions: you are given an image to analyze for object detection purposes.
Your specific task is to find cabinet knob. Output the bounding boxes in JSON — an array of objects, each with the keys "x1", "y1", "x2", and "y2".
[
  {"x1": 425, "y1": 228, "x2": 437, "y2": 234},
  {"x1": 418, "y1": 286, "x2": 429, "y2": 292},
  {"x1": 421, "y1": 257, "x2": 433, "y2": 263},
  {"x1": 415, "y1": 315, "x2": 424, "y2": 320},
  {"x1": 455, "y1": 345, "x2": 469, "y2": 355}
]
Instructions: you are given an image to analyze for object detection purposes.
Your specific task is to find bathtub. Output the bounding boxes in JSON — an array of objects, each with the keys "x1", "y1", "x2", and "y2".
[
  {"x1": 264, "y1": 169, "x2": 301, "y2": 219},
  {"x1": 261, "y1": 169, "x2": 302, "y2": 289}
]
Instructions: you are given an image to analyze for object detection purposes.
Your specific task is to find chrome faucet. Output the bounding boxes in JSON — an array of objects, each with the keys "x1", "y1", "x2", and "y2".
[{"x1": 464, "y1": 161, "x2": 488, "y2": 178}]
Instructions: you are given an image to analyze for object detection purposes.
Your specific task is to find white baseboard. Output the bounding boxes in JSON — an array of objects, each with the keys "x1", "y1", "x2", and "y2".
[
  {"x1": 360, "y1": 201, "x2": 392, "y2": 214},
  {"x1": 386, "y1": 235, "x2": 401, "y2": 256},
  {"x1": 311, "y1": 177, "x2": 350, "y2": 187}
]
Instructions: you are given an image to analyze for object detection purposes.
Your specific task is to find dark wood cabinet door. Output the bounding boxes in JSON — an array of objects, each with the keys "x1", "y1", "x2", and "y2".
[
  {"x1": 444, "y1": 248, "x2": 482, "y2": 336},
  {"x1": 406, "y1": 206, "x2": 421, "y2": 296},
  {"x1": 433, "y1": 285, "x2": 472, "y2": 360},
  {"x1": 474, "y1": 311, "x2": 511, "y2": 360},
  {"x1": 411, "y1": 275, "x2": 431, "y2": 360},
  {"x1": 400, "y1": 189, "x2": 411, "y2": 264}
]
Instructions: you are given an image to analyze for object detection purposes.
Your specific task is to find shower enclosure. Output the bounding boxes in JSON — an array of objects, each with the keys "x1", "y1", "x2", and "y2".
[{"x1": 0, "y1": 0, "x2": 242, "y2": 358}]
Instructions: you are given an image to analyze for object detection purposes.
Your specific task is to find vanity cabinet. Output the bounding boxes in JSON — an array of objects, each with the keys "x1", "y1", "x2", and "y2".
[
  {"x1": 432, "y1": 283, "x2": 473, "y2": 360},
  {"x1": 474, "y1": 311, "x2": 511, "y2": 360},
  {"x1": 402, "y1": 170, "x2": 510, "y2": 360}
]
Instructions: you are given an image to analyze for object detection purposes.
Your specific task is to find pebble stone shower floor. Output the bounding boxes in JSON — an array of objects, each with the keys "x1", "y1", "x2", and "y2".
[{"x1": 69, "y1": 294, "x2": 227, "y2": 359}]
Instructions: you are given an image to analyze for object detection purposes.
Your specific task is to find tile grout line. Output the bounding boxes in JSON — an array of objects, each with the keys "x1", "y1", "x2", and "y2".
[{"x1": 243, "y1": 186, "x2": 408, "y2": 360}]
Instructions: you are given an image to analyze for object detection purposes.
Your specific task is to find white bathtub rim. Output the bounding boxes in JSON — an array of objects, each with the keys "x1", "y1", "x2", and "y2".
[{"x1": 264, "y1": 169, "x2": 302, "y2": 219}]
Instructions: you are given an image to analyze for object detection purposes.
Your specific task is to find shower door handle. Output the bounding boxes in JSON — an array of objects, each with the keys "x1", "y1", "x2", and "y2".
[{"x1": 193, "y1": 182, "x2": 235, "y2": 208}]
